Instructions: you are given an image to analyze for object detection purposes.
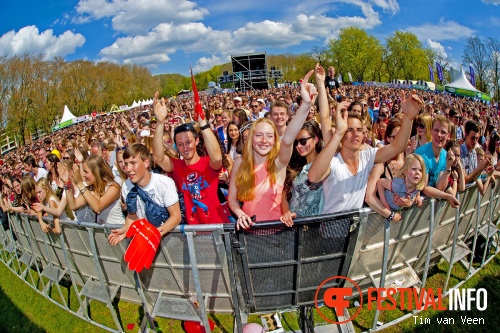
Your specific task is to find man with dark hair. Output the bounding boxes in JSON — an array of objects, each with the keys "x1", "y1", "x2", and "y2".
[
  {"x1": 23, "y1": 155, "x2": 48, "y2": 181},
  {"x1": 460, "y1": 120, "x2": 486, "y2": 184},
  {"x1": 309, "y1": 91, "x2": 423, "y2": 216},
  {"x1": 153, "y1": 93, "x2": 229, "y2": 224},
  {"x1": 108, "y1": 143, "x2": 181, "y2": 246}
]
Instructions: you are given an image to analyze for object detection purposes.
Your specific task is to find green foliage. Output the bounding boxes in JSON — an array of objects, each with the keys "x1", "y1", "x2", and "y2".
[{"x1": 329, "y1": 27, "x2": 383, "y2": 82}]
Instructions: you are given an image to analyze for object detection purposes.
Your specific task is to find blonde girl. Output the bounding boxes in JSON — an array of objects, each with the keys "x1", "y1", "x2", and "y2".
[
  {"x1": 378, "y1": 154, "x2": 426, "y2": 214},
  {"x1": 228, "y1": 70, "x2": 314, "y2": 229},
  {"x1": 409, "y1": 113, "x2": 432, "y2": 153},
  {"x1": 35, "y1": 178, "x2": 61, "y2": 234}
]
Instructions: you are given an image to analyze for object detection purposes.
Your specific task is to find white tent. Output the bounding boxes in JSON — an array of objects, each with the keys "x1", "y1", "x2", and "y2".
[
  {"x1": 445, "y1": 67, "x2": 479, "y2": 92},
  {"x1": 60, "y1": 105, "x2": 76, "y2": 123}
]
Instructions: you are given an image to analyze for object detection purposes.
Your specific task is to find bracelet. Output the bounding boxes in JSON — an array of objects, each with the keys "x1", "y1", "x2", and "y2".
[
  {"x1": 386, "y1": 211, "x2": 395, "y2": 222},
  {"x1": 438, "y1": 191, "x2": 442, "y2": 199},
  {"x1": 64, "y1": 183, "x2": 73, "y2": 191},
  {"x1": 445, "y1": 169, "x2": 452, "y2": 173},
  {"x1": 79, "y1": 187, "x2": 88, "y2": 195},
  {"x1": 199, "y1": 123, "x2": 211, "y2": 131}
]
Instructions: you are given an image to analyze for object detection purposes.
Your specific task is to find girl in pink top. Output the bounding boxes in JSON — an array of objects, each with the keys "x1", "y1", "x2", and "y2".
[{"x1": 228, "y1": 70, "x2": 315, "y2": 229}]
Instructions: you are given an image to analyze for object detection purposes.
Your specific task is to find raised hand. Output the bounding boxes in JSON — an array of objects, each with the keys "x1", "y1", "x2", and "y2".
[
  {"x1": 74, "y1": 149, "x2": 84, "y2": 164},
  {"x1": 154, "y1": 92, "x2": 168, "y2": 123},
  {"x1": 400, "y1": 89, "x2": 423, "y2": 120},
  {"x1": 300, "y1": 70, "x2": 315, "y2": 104},
  {"x1": 335, "y1": 101, "x2": 350, "y2": 136},
  {"x1": 58, "y1": 163, "x2": 69, "y2": 183},
  {"x1": 315, "y1": 63, "x2": 326, "y2": 84}
]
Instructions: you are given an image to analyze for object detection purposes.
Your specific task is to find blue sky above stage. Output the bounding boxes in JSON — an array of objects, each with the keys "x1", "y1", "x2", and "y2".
[{"x1": 1, "y1": 0, "x2": 499, "y2": 76}]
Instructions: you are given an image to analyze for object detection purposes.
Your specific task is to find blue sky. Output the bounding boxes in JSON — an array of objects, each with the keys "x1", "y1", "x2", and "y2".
[{"x1": 0, "y1": 0, "x2": 499, "y2": 76}]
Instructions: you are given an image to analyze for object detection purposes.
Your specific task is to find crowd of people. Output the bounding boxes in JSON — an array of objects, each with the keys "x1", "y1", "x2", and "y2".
[{"x1": 0, "y1": 64, "x2": 498, "y2": 246}]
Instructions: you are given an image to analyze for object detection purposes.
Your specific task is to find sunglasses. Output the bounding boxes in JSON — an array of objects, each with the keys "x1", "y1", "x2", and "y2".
[
  {"x1": 294, "y1": 136, "x2": 313, "y2": 146},
  {"x1": 174, "y1": 123, "x2": 196, "y2": 135},
  {"x1": 62, "y1": 157, "x2": 70, "y2": 160},
  {"x1": 416, "y1": 123, "x2": 426, "y2": 129}
]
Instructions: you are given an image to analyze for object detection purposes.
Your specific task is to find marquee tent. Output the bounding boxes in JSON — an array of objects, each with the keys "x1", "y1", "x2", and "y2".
[
  {"x1": 52, "y1": 105, "x2": 77, "y2": 131},
  {"x1": 444, "y1": 67, "x2": 490, "y2": 102}
]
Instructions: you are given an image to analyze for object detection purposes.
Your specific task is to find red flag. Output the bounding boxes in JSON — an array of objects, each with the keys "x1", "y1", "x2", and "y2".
[{"x1": 190, "y1": 67, "x2": 205, "y2": 121}]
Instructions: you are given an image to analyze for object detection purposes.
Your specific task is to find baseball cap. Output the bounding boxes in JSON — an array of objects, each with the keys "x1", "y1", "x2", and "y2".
[{"x1": 234, "y1": 97, "x2": 242, "y2": 102}]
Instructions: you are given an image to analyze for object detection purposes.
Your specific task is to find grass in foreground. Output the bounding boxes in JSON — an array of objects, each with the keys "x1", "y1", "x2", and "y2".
[{"x1": 0, "y1": 251, "x2": 499, "y2": 332}]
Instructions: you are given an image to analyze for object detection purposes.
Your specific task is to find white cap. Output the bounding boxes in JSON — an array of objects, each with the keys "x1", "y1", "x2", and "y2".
[
  {"x1": 257, "y1": 98, "x2": 265, "y2": 104},
  {"x1": 234, "y1": 97, "x2": 242, "y2": 102}
]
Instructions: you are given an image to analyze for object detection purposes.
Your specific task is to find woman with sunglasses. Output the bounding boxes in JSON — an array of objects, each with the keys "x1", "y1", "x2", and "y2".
[
  {"x1": 228, "y1": 70, "x2": 314, "y2": 229},
  {"x1": 282, "y1": 120, "x2": 324, "y2": 220},
  {"x1": 408, "y1": 113, "x2": 432, "y2": 154}
]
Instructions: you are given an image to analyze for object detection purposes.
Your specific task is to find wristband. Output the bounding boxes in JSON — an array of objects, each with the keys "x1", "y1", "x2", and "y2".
[
  {"x1": 199, "y1": 123, "x2": 210, "y2": 131},
  {"x1": 79, "y1": 187, "x2": 88, "y2": 195},
  {"x1": 386, "y1": 211, "x2": 395, "y2": 222},
  {"x1": 445, "y1": 169, "x2": 451, "y2": 173}
]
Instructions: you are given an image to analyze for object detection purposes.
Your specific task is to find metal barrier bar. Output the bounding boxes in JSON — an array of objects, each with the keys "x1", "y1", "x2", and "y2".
[
  {"x1": 467, "y1": 192, "x2": 481, "y2": 276},
  {"x1": 0, "y1": 183, "x2": 499, "y2": 333},
  {"x1": 370, "y1": 219, "x2": 390, "y2": 331},
  {"x1": 443, "y1": 193, "x2": 460, "y2": 293}
]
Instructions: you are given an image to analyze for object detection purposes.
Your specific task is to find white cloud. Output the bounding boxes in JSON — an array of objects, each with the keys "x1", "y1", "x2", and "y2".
[
  {"x1": 427, "y1": 39, "x2": 447, "y2": 58},
  {"x1": 0, "y1": 26, "x2": 85, "y2": 59},
  {"x1": 482, "y1": 0, "x2": 500, "y2": 5},
  {"x1": 407, "y1": 19, "x2": 476, "y2": 41},
  {"x1": 193, "y1": 55, "x2": 231, "y2": 73},
  {"x1": 75, "y1": 0, "x2": 208, "y2": 34}
]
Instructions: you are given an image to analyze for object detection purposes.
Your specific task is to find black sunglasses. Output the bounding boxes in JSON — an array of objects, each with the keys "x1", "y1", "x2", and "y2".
[
  {"x1": 416, "y1": 123, "x2": 426, "y2": 129},
  {"x1": 294, "y1": 136, "x2": 313, "y2": 146},
  {"x1": 62, "y1": 157, "x2": 70, "y2": 160}
]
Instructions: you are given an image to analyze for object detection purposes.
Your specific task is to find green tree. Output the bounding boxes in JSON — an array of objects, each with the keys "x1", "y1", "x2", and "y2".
[
  {"x1": 329, "y1": 27, "x2": 383, "y2": 82},
  {"x1": 385, "y1": 31, "x2": 431, "y2": 81}
]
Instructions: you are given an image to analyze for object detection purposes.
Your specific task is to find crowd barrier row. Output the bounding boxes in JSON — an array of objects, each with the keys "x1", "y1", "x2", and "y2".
[{"x1": 0, "y1": 182, "x2": 499, "y2": 333}]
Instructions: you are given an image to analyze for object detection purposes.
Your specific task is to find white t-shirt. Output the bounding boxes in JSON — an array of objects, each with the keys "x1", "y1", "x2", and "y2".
[
  {"x1": 121, "y1": 173, "x2": 179, "y2": 221},
  {"x1": 35, "y1": 167, "x2": 49, "y2": 182},
  {"x1": 322, "y1": 147, "x2": 378, "y2": 214}
]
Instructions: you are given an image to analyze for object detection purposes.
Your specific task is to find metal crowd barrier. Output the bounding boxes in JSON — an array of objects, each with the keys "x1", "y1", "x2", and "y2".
[{"x1": 0, "y1": 182, "x2": 498, "y2": 333}]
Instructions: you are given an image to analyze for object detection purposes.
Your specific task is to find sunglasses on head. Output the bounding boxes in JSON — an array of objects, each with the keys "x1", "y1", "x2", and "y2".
[
  {"x1": 173, "y1": 123, "x2": 196, "y2": 135},
  {"x1": 294, "y1": 136, "x2": 313, "y2": 146}
]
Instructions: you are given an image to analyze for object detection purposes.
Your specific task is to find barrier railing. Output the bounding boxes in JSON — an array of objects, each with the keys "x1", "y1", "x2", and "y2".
[{"x1": 0, "y1": 182, "x2": 499, "y2": 333}]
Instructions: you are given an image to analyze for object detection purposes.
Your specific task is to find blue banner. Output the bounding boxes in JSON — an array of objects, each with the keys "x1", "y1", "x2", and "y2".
[
  {"x1": 428, "y1": 65, "x2": 434, "y2": 82},
  {"x1": 436, "y1": 62, "x2": 444, "y2": 83},
  {"x1": 469, "y1": 65, "x2": 476, "y2": 87}
]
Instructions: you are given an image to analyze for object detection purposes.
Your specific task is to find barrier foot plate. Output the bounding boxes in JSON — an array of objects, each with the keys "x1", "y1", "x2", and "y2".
[
  {"x1": 371, "y1": 265, "x2": 421, "y2": 296},
  {"x1": 19, "y1": 252, "x2": 32, "y2": 266},
  {"x1": 478, "y1": 223, "x2": 498, "y2": 239},
  {"x1": 40, "y1": 265, "x2": 67, "y2": 283},
  {"x1": 80, "y1": 279, "x2": 120, "y2": 303},
  {"x1": 438, "y1": 240, "x2": 471, "y2": 265},
  {"x1": 151, "y1": 294, "x2": 201, "y2": 322}
]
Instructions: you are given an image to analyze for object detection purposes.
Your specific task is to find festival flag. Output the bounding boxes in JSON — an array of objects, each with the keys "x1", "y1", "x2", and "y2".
[
  {"x1": 428, "y1": 65, "x2": 434, "y2": 82},
  {"x1": 436, "y1": 62, "x2": 444, "y2": 83},
  {"x1": 190, "y1": 67, "x2": 205, "y2": 121},
  {"x1": 469, "y1": 65, "x2": 476, "y2": 87}
]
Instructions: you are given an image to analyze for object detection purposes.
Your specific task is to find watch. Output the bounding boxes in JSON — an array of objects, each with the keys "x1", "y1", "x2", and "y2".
[
  {"x1": 200, "y1": 123, "x2": 210, "y2": 131},
  {"x1": 386, "y1": 211, "x2": 395, "y2": 222}
]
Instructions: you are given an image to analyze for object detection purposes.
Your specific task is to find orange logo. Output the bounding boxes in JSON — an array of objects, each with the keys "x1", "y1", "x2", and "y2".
[{"x1": 314, "y1": 276, "x2": 363, "y2": 324}]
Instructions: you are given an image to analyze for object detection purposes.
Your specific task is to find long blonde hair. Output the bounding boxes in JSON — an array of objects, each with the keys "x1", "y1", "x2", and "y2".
[
  {"x1": 416, "y1": 113, "x2": 432, "y2": 142},
  {"x1": 36, "y1": 178, "x2": 58, "y2": 205},
  {"x1": 235, "y1": 118, "x2": 280, "y2": 202},
  {"x1": 397, "y1": 154, "x2": 426, "y2": 191},
  {"x1": 84, "y1": 155, "x2": 119, "y2": 197}
]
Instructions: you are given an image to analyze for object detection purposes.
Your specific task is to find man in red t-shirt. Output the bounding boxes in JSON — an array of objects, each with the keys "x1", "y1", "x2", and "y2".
[{"x1": 152, "y1": 93, "x2": 229, "y2": 224}]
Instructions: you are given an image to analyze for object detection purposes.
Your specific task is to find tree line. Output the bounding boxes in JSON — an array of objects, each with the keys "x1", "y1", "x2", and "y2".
[
  {"x1": 1, "y1": 28, "x2": 498, "y2": 145},
  {"x1": 0, "y1": 55, "x2": 160, "y2": 145}
]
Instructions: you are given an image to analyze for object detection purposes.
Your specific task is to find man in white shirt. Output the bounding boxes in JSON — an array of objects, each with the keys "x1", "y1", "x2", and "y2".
[{"x1": 23, "y1": 155, "x2": 48, "y2": 182}]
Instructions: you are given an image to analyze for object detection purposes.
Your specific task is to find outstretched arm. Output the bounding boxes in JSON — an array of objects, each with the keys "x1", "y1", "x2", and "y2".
[
  {"x1": 315, "y1": 63, "x2": 333, "y2": 144},
  {"x1": 278, "y1": 70, "x2": 314, "y2": 168},
  {"x1": 153, "y1": 92, "x2": 175, "y2": 172},
  {"x1": 308, "y1": 101, "x2": 349, "y2": 183},
  {"x1": 375, "y1": 90, "x2": 423, "y2": 164}
]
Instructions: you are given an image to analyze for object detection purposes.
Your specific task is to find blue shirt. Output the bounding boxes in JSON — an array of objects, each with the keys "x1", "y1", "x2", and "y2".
[{"x1": 415, "y1": 142, "x2": 446, "y2": 187}]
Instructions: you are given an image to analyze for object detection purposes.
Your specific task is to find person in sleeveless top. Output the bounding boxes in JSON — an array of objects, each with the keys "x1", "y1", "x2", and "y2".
[
  {"x1": 63, "y1": 155, "x2": 124, "y2": 224},
  {"x1": 228, "y1": 70, "x2": 315, "y2": 229}
]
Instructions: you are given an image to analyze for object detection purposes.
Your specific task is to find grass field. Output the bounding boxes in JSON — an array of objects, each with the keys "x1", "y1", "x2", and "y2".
[{"x1": 0, "y1": 251, "x2": 498, "y2": 333}]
